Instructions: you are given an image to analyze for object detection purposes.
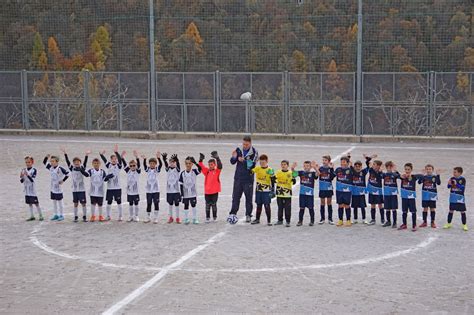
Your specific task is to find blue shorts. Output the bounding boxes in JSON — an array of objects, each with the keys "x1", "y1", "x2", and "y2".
[
  {"x1": 336, "y1": 191, "x2": 351, "y2": 205},
  {"x1": 299, "y1": 194, "x2": 314, "y2": 209},
  {"x1": 106, "y1": 189, "x2": 122, "y2": 203},
  {"x1": 255, "y1": 191, "x2": 271, "y2": 206},
  {"x1": 402, "y1": 198, "x2": 416, "y2": 213},
  {"x1": 449, "y1": 203, "x2": 466, "y2": 212},
  {"x1": 25, "y1": 195, "x2": 39, "y2": 204},
  {"x1": 73, "y1": 191, "x2": 87, "y2": 204},
  {"x1": 90, "y1": 196, "x2": 104, "y2": 206},
  {"x1": 167, "y1": 193, "x2": 181, "y2": 206},
  {"x1": 384, "y1": 195, "x2": 398, "y2": 210},
  {"x1": 127, "y1": 194, "x2": 140, "y2": 205},
  {"x1": 422, "y1": 200, "x2": 436, "y2": 209},
  {"x1": 319, "y1": 190, "x2": 333, "y2": 198},
  {"x1": 351, "y1": 195, "x2": 367, "y2": 208},
  {"x1": 50, "y1": 192, "x2": 63, "y2": 201},
  {"x1": 368, "y1": 194, "x2": 383, "y2": 205}
]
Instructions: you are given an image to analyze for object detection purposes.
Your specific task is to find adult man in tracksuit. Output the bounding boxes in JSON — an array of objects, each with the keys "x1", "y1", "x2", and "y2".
[{"x1": 227, "y1": 136, "x2": 258, "y2": 224}]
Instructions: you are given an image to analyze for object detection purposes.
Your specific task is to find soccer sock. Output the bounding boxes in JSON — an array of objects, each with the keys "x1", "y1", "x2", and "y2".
[
  {"x1": 402, "y1": 212, "x2": 407, "y2": 225},
  {"x1": 53, "y1": 201, "x2": 58, "y2": 215},
  {"x1": 129, "y1": 205, "x2": 134, "y2": 217},
  {"x1": 422, "y1": 211, "x2": 428, "y2": 223},
  {"x1": 134, "y1": 205, "x2": 139, "y2": 217},
  {"x1": 175, "y1": 205, "x2": 180, "y2": 218},
  {"x1": 117, "y1": 203, "x2": 123, "y2": 218},
  {"x1": 345, "y1": 207, "x2": 351, "y2": 221},
  {"x1": 385, "y1": 210, "x2": 391, "y2": 222},
  {"x1": 309, "y1": 208, "x2": 315, "y2": 222},
  {"x1": 371, "y1": 207, "x2": 376, "y2": 220},
  {"x1": 184, "y1": 209, "x2": 189, "y2": 220},
  {"x1": 299, "y1": 208, "x2": 304, "y2": 222},
  {"x1": 191, "y1": 207, "x2": 197, "y2": 220},
  {"x1": 73, "y1": 206, "x2": 78, "y2": 217},
  {"x1": 328, "y1": 205, "x2": 333, "y2": 221},
  {"x1": 338, "y1": 207, "x2": 343, "y2": 220},
  {"x1": 264, "y1": 204, "x2": 271, "y2": 222},
  {"x1": 98, "y1": 206, "x2": 103, "y2": 216},
  {"x1": 106, "y1": 204, "x2": 111, "y2": 218},
  {"x1": 256, "y1": 206, "x2": 262, "y2": 220},
  {"x1": 447, "y1": 212, "x2": 453, "y2": 223},
  {"x1": 412, "y1": 212, "x2": 417, "y2": 228},
  {"x1": 36, "y1": 204, "x2": 43, "y2": 216},
  {"x1": 353, "y1": 207, "x2": 358, "y2": 220},
  {"x1": 58, "y1": 200, "x2": 64, "y2": 216},
  {"x1": 461, "y1": 212, "x2": 467, "y2": 225},
  {"x1": 168, "y1": 204, "x2": 173, "y2": 217},
  {"x1": 392, "y1": 210, "x2": 397, "y2": 225},
  {"x1": 91, "y1": 205, "x2": 96, "y2": 216},
  {"x1": 212, "y1": 204, "x2": 217, "y2": 219},
  {"x1": 205, "y1": 204, "x2": 211, "y2": 219},
  {"x1": 380, "y1": 208, "x2": 385, "y2": 222},
  {"x1": 27, "y1": 204, "x2": 34, "y2": 217},
  {"x1": 430, "y1": 211, "x2": 436, "y2": 223},
  {"x1": 361, "y1": 207, "x2": 366, "y2": 220},
  {"x1": 146, "y1": 203, "x2": 152, "y2": 213},
  {"x1": 320, "y1": 205, "x2": 325, "y2": 221},
  {"x1": 81, "y1": 204, "x2": 87, "y2": 217},
  {"x1": 154, "y1": 210, "x2": 159, "y2": 218}
]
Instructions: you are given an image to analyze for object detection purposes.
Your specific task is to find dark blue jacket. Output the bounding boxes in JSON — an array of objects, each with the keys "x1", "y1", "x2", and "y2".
[{"x1": 230, "y1": 146, "x2": 258, "y2": 183}]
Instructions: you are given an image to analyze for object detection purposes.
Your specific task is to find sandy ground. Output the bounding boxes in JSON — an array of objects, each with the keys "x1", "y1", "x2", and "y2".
[{"x1": 0, "y1": 135, "x2": 473, "y2": 314}]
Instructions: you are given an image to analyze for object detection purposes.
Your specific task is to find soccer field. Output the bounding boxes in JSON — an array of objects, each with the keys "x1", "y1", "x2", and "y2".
[{"x1": 1, "y1": 135, "x2": 473, "y2": 314}]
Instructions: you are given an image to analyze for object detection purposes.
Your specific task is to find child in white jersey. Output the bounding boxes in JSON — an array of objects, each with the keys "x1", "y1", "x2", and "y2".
[
  {"x1": 82, "y1": 158, "x2": 114, "y2": 222},
  {"x1": 100, "y1": 144, "x2": 124, "y2": 221},
  {"x1": 179, "y1": 156, "x2": 201, "y2": 224},
  {"x1": 43, "y1": 154, "x2": 70, "y2": 221},
  {"x1": 162, "y1": 153, "x2": 182, "y2": 224},
  {"x1": 61, "y1": 147, "x2": 90, "y2": 222},
  {"x1": 121, "y1": 150, "x2": 141, "y2": 222},
  {"x1": 143, "y1": 152, "x2": 163, "y2": 223},
  {"x1": 21, "y1": 156, "x2": 43, "y2": 221}
]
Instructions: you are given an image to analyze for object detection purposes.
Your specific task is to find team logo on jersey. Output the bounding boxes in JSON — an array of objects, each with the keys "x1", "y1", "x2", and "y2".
[{"x1": 346, "y1": 170, "x2": 350, "y2": 175}]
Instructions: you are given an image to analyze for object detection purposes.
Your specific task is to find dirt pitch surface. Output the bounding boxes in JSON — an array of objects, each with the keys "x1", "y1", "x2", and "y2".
[{"x1": 1, "y1": 135, "x2": 473, "y2": 314}]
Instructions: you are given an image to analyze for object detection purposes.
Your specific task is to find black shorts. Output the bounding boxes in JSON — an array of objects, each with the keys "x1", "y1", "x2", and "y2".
[
  {"x1": 351, "y1": 195, "x2": 367, "y2": 208},
  {"x1": 25, "y1": 196, "x2": 39, "y2": 205},
  {"x1": 421, "y1": 200, "x2": 437, "y2": 209},
  {"x1": 336, "y1": 191, "x2": 351, "y2": 205},
  {"x1": 319, "y1": 190, "x2": 333, "y2": 198},
  {"x1": 299, "y1": 194, "x2": 314, "y2": 209},
  {"x1": 50, "y1": 192, "x2": 63, "y2": 201},
  {"x1": 167, "y1": 192, "x2": 181, "y2": 206},
  {"x1": 449, "y1": 203, "x2": 466, "y2": 212},
  {"x1": 90, "y1": 196, "x2": 104, "y2": 206},
  {"x1": 146, "y1": 192, "x2": 160, "y2": 204},
  {"x1": 368, "y1": 194, "x2": 384, "y2": 205},
  {"x1": 402, "y1": 198, "x2": 417, "y2": 213},
  {"x1": 183, "y1": 197, "x2": 197, "y2": 210},
  {"x1": 73, "y1": 191, "x2": 87, "y2": 204},
  {"x1": 205, "y1": 193, "x2": 219, "y2": 205},
  {"x1": 127, "y1": 194, "x2": 140, "y2": 205},
  {"x1": 384, "y1": 195, "x2": 398, "y2": 210},
  {"x1": 106, "y1": 189, "x2": 122, "y2": 203}
]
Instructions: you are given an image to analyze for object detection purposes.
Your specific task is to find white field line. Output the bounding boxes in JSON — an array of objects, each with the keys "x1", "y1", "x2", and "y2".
[
  {"x1": 101, "y1": 231, "x2": 226, "y2": 315},
  {"x1": 1, "y1": 137, "x2": 473, "y2": 151},
  {"x1": 180, "y1": 235, "x2": 438, "y2": 273}
]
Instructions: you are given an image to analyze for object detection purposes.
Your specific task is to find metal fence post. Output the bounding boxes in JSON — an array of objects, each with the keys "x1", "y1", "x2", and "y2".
[
  {"x1": 118, "y1": 72, "x2": 123, "y2": 131},
  {"x1": 471, "y1": 73, "x2": 473, "y2": 138},
  {"x1": 283, "y1": 71, "x2": 289, "y2": 134},
  {"x1": 355, "y1": 0, "x2": 363, "y2": 136},
  {"x1": 320, "y1": 73, "x2": 324, "y2": 135},
  {"x1": 182, "y1": 73, "x2": 187, "y2": 132},
  {"x1": 149, "y1": 0, "x2": 156, "y2": 132},
  {"x1": 428, "y1": 71, "x2": 434, "y2": 137},
  {"x1": 21, "y1": 70, "x2": 29, "y2": 130},
  {"x1": 84, "y1": 70, "x2": 91, "y2": 130},
  {"x1": 215, "y1": 70, "x2": 220, "y2": 133}
]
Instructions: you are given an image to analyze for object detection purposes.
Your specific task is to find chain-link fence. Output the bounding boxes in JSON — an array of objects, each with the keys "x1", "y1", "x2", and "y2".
[{"x1": 1, "y1": 70, "x2": 472, "y2": 137}]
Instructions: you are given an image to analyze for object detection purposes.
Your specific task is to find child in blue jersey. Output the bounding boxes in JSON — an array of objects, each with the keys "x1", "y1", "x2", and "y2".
[
  {"x1": 418, "y1": 164, "x2": 441, "y2": 228},
  {"x1": 364, "y1": 154, "x2": 385, "y2": 225},
  {"x1": 398, "y1": 163, "x2": 422, "y2": 231},
  {"x1": 382, "y1": 161, "x2": 401, "y2": 228},
  {"x1": 292, "y1": 161, "x2": 318, "y2": 226},
  {"x1": 318, "y1": 155, "x2": 335, "y2": 225},
  {"x1": 351, "y1": 160, "x2": 368, "y2": 224},
  {"x1": 335, "y1": 156, "x2": 353, "y2": 227},
  {"x1": 444, "y1": 167, "x2": 468, "y2": 231}
]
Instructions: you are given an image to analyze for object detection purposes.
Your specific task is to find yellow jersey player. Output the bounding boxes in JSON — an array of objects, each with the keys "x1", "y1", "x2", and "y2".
[
  {"x1": 250, "y1": 154, "x2": 275, "y2": 226},
  {"x1": 274, "y1": 160, "x2": 297, "y2": 227}
]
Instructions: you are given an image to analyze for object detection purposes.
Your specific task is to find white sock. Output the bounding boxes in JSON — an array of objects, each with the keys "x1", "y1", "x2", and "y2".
[
  {"x1": 106, "y1": 204, "x2": 111, "y2": 217},
  {"x1": 168, "y1": 204, "x2": 173, "y2": 217},
  {"x1": 36, "y1": 204, "x2": 43, "y2": 216},
  {"x1": 98, "y1": 206, "x2": 103, "y2": 216},
  {"x1": 134, "y1": 205, "x2": 139, "y2": 217},
  {"x1": 154, "y1": 210, "x2": 159, "y2": 219},
  {"x1": 192, "y1": 207, "x2": 197, "y2": 220},
  {"x1": 73, "y1": 205, "x2": 78, "y2": 217},
  {"x1": 175, "y1": 205, "x2": 180, "y2": 218},
  {"x1": 53, "y1": 200, "x2": 58, "y2": 215},
  {"x1": 129, "y1": 205, "x2": 134, "y2": 217},
  {"x1": 91, "y1": 205, "x2": 96, "y2": 216},
  {"x1": 147, "y1": 212, "x2": 151, "y2": 218},
  {"x1": 117, "y1": 204, "x2": 123, "y2": 218},
  {"x1": 82, "y1": 205, "x2": 87, "y2": 217},
  {"x1": 184, "y1": 209, "x2": 189, "y2": 219},
  {"x1": 28, "y1": 205, "x2": 34, "y2": 217},
  {"x1": 58, "y1": 200, "x2": 64, "y2": 216}
]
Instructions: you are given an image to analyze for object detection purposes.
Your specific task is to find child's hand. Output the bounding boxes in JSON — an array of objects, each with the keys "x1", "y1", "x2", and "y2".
[
  {"x1": 199, "y1": 153, "x2": 205, "y2": 162},
  {"x1": 60, "y1": 146, "x2": 66, "y2": 154},
  {"x1": 291, "y1": 162, "x2": 297, "y2": 170},
  {"x1": 189, "y1": 156, "x2": 197, "y2": 164},
  {"x1": 85, "y1": 150, "x2": 91, "y2": 155},
  {"x1": 121, "y1": 150, "x2": 126, "y2": 157},
  {"x1": 171, "y1": 154, "x2": 178, "y2": 161},
  {"x1": 114, "y1": 144, "x2": 118, "y2": 152},
  {"x1": 59, "y1": 180, "x2": 64, "y2": 185},
  {"x1": 133, "y1": 150, "x2": 139, "y2": 157},
  {"x1": 238, "y1": 156, "x2": 245, "y2": 162},
  {"x1": 100, "y1": 150, "x2": 106, "y2": 155},
  {"x1": 156, "y1": 150, "x2": 160, "y2": 157},
  {"x1": 161, "y1": 152, "x2": 168, "y2": 160},
  {"x1": 211, "y1": 151, "x2": 219, "y2": 158},
  {"x1": 141, "y1": 154, "x2": 146, "y2": 159},
  {"x1": 232, "y1": 150, "x2": 237, "y2": 158}
]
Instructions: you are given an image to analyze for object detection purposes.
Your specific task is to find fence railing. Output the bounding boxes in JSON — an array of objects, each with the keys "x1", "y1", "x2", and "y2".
[{"x1": 0, "y1": 71, "x2": 472, "y2": 137}]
